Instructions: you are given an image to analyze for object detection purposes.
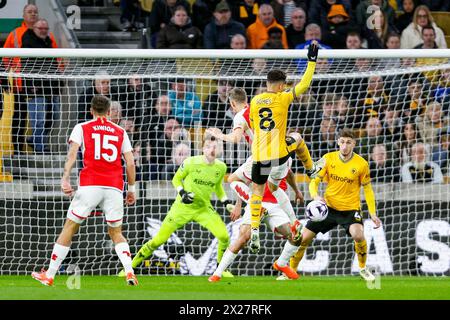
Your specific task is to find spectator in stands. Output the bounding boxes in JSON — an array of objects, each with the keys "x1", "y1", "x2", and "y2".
[
  {"x1": 261, "y1": 26, "x2": 286, "y2": 49},
  {"x1": 109, "y1": 101, "x2": 122, "y2": 125},
  {"x1": 21, "y1": 19, "x2": 61, "y2": 154},
  {"x1": 295, "y1": 23, "x2": 331, "y2": 50},
  {"x1": 356, "y1": 0, "x2": 395, "y2": 32},
  {"x1": 334, "y1": 94, "x2": 358, "y2": 130},
  {"x1": 401, "y1": 142, "x2": 443, "y2": 183},
  {"x1": 385, "y1": 31, "x2": 401, "y2": 48},
  {"x1": 204, "y1": 79, "x2": 235, "y2": 129},
  {"x1": 370, "y1": 144, "x2": 400, "y2": 182},
  {"x1": 432, "y1": 128, "x2": 450, "y2": 174},
  {"x1": 3, "y1": 4, "x2": 41, "y2": 155},
  {"x1": 363, "y1": 9, "x2": 397, "y2": 49},
  {"x1": 311, "y1": 117, "x2": 338, "y2": 158},
  {"x1": 420, "y1": 0, "x2": 450, "y2": 11},
  {"x1": 401, "y1": 80, "x2": 427, "y2": 120},
  {"x1": 322, "y1": 3, "x2": 356, "y2": 49},
  {"x1": 310, "y1": 93, "x2": 336, "y2": 130},
  {"x1": 413, "y1": 25, "x2": 438, "y2": 49},
  {"x1": 119, "y1": 117, "x2": 138, "y2": 145},
  {"x1": 309, "y1": 0, "x2": 352, "y2": 32},
  {"x1": 346, "y1": 31, "x2": 363, "y2": 49},
  {"x1": 395, "y1": 0, "x2": 416, "y2": 33},
  {"x1": 271, "y1": 0, "x2": 306, "y2": 28},
  {"x1": 382, "y1": 106, "x2": 402, "y2": 142},
  {"x1": 358, "y1": 116, "x2": 385, "y2": 160},
  {"x1": 433, "y1": 68, "x2": 450, "y2": 114},
  {"x1": 191, "y1": 0, "x2": 222, "y2": 32},
  {"x1": 150, "y1": 0, "x2": 191, "y2": 41},
  {"x1": 285, "y1": 7, "x2": 307, "y2": 49},
  {"x1": 401, "y1": 5, "x2": 447, "y2": 49},
  {"x1": 154, "y1": 118, "x2": 191, "y2": 165},
  {"x1": 159, "y1": 142, "x2": 191, "y2": 180},
  {"x1": 247, "y1": 4, "x2": 289, "y2": 49},
  {"x1": 119, "y1": 75, "x2": 152, "y2": 131},
  {"x1": 168, "y1": 78, "x2": 202, "y2": 126},
  {"x1": 78, "y1": 70, "x2": 118, "y2": 122},
  {"x1": 359, "y1": 75, "x2": 389, "y2": 125},
  {"x1": 417, "y1": 101, "x2": 449, "y2": 148},
  {"x1": 157, "y1": 5, "x2": 203, "y2": 49},
  {"x1": 396, "y1": 120, "x2": 423, "y2": 164},
  {"x1": 204, "y1": 1, "x2": 246, "y2": 49},
  {"x1": 231, "y1": 0, "x2": 260, "y2": 28},
  {"x1": 142, "y1": 94, "x2": 173, "y2": 142},
  {"x1": 230, "y1": 33, "x2": 247, "y2": 49}
]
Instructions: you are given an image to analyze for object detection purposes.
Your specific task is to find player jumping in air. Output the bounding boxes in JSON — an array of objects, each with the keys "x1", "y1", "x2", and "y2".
[
  {"x1": 129, "y1": 137, "x2": 235, "y2": 275},
  {"x1": 208, "y1": 158, "x2": 304, "y2": 282},
  {"x1": 286, "y1": 129, "x2": 382, "y2": 282},
  {"x1": 248, "y1": 41, "x2": 323, "y2": 254},
  {"x1": 32, "y1": 95, "x2": 138, "y2": 286}
]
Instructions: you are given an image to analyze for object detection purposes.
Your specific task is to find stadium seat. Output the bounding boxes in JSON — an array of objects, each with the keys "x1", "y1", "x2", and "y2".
[
  {"x1": 431, "y1": 11, "x2": 450, "y2": 35},
  {"x1": 445, "y1": 36, "x2": 450, "y2": 48}
]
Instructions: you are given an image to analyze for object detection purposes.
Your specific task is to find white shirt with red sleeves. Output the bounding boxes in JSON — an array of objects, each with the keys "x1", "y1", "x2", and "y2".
[
  {"x1": 69, "y1": 118, "x2": 133, "y2": 192},
  {"x1": 233, "y1": 106, "x2": 253, "y2": 146}
]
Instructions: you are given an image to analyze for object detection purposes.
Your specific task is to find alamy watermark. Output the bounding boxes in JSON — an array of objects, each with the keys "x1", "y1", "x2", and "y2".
[
  {"x1": 66, "y1": 5, "x2": 81, "y2": 30},
  {"x1": 65, "y1": 264, "x2": 81, "y2": 290},
  {"x1": 365, "y1": 266, "x2": 382, "y2": 290}
]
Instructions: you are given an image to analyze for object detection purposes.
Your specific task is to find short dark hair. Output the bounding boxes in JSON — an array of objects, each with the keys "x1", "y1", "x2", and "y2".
[
  {"x1": 422, "y1": 25, "x2": 435, "y2": 35},
  {"x1": 267, "y1": 70, "x2": 286, "y2": 83},
  {"x1": 91, "y1": 95, "x2": 111, "y2": 115},
  {"x1": 268, "y1": 26, "x2": 283, "y2": 36},
  {"x1": 346, "y1": 31, "x2": 361, "y2": 41},
  {"x1": 338, "y1": 128, "x2": 355, "y2": 139},
  {"x1": 228, "y1": 87, "x2": 247, "y2": 103}
]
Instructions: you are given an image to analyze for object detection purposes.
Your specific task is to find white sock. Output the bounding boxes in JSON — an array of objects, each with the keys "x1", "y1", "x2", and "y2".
[
  {"x1": 277, "y1": 241, "x2": 299, "y2": 267},
  {"x1": 230, "y1": 181, "x2": 250, "y2": 204},
  {"x1": 213, "y1": 249, "x2": 237, "y2": 277},
  {"x1": 46, "y1": 243, "x2": 70, "y2": 278},
  {"x1": 115, "y1": 242, "x2": 133, "y2": 274},
  {"x1": 272, "y1": 188, "x2": 296, "y2": 224}
]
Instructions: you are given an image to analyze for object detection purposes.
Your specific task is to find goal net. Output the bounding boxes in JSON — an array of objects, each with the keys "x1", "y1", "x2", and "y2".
[{"x1": 0, "y1": 49, "x2": 449, "y2": 277}]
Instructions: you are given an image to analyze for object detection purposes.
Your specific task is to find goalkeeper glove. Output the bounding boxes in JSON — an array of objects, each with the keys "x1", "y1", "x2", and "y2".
[
  {"x1": 179, "y1": 188, "x2": 195, "y2": 204},
  {"x1": 222, "y1": 200, "x2": 235, "y2": 213},
  {"x1": 307, "y1": 41, "x2": 319, "y2": 62}
]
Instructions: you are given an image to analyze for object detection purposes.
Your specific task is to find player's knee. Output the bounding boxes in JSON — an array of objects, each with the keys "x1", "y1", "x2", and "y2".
[{"x1": 353, "y1": 233, "x2": 365, "y2": 243}]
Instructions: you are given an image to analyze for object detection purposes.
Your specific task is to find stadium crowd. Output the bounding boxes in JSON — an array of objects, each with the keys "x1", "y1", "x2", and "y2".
[{"x1": 1, "y1": 0, "x2": 450, "y2": 184}]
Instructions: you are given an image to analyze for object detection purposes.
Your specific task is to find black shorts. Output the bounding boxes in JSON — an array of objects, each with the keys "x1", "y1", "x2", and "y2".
[
  {"x1": 251, "y1": 153, "x2": 292, "y2": 185},
  {"x1": 305, "y1": 206, "x2": 364, "y2": 236}
]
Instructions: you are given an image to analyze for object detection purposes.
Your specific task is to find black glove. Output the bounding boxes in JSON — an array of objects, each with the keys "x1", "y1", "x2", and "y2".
[
  {"x1": 307, "y1": 42, "x2": 319, "y2": 62},
  {"x1": 179, "y1": 189, "x2": 194, "y2": 204},
  {"x1": 222, "y1": 200, "x2": 235, "y2": 213}
]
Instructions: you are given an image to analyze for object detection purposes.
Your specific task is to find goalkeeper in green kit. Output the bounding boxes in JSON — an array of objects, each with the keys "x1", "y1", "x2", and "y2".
[{"x1": 127, "y1": 136, "x2": 235, "y2": 276}]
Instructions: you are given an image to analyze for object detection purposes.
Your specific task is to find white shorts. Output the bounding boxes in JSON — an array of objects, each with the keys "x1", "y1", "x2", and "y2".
[
  {"x1": 234, "y1": 156, "x2": 292, "y2": 186},
  {"x1": 67, "y1": 186, "x2": 124, "y2": 227},
  {"x1": 241, "y1": 202, "x2": 290, "y2": 238}
]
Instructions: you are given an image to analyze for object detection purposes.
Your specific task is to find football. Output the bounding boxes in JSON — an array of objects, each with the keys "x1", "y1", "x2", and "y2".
[{"x1": 305, "y1": 200, "x2": 328, "y2": 222}]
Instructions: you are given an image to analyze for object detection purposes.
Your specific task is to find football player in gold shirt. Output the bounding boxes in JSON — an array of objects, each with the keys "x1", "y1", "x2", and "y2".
[
  {"x1": 248, "y1": 41, "x2": 324, "y2": 254},
  {"x1": 288, "y1": 129, "x2": 382, "y2": 282}
]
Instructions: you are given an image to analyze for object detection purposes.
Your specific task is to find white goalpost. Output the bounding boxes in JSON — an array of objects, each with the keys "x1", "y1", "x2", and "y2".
[{"x1": 0, "y1": 48, "x2": 449, "y2": 276}]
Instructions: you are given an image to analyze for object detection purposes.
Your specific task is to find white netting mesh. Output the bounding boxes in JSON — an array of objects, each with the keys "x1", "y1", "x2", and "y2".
[{"x1": 0, "y1": 50, "x2": 449, "y2": 276}]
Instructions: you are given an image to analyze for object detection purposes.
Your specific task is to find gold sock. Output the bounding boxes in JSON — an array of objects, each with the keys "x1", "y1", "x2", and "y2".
[
  {"x1": 296, "y1": 140, "x2": 313, "y2": 171},
  {"x1": 250, "y1": 194, "x2": 263, "y2": 229},
  {"x1": 290, "y1": 245, "x2": 307, "y2": 270},
  {"x1": 355, "y1": 240, "x2": 368, "y2": 269}
]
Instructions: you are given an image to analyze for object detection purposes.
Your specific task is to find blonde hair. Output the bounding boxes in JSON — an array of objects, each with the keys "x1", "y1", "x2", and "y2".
[{"x1": 413, "y1": 5, "x2": 434, "y2": 31}]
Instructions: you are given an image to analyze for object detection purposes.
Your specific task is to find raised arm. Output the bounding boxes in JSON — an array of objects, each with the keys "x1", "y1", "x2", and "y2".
[
  {"x1": 293, "y1": 42, "x2": 319, "y2": 99},
  {"x1": 206, "y1": 127, "x2": 244, "y2": 144}
]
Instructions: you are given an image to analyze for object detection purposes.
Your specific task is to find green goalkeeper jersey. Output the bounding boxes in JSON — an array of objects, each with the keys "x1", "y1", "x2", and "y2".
[{"x1": 172, "y1": 155, "x2": 227, "y2": 209}]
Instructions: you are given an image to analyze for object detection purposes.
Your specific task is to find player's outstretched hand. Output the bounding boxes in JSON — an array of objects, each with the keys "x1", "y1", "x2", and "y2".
[
  {"x1": 230, "y1": 200, "x2": 242, "y2": 221},
  {"x1": 205, "y1": 128, "x2": 222, "y2": 139},
  {"x1": 61, "y1": 178, "x2": 74, "y2": 197},
  {"x1": 222, "y1": 199, "x2": 236, "y2": 213},
  {"x1": 307, "y1": 40, "x2": 319, "y2": 62},
  {"x1": 294, "y1": 190, "x2": 304, "y2": 205},
  {"x1": 179, "y1": 189, "x2": 195, "y2": 204},
  {"x1": 371, "y1": 215, "x2": 382, "y2": 229},
  {"x1": 126, "y1": 191, "x2": 136, "y2": 205}
]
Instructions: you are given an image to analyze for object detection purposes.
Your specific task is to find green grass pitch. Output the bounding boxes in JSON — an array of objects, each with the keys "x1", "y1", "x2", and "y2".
[{"x1": 0, "y1": 276, "x2": 449, "y2": 300}]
